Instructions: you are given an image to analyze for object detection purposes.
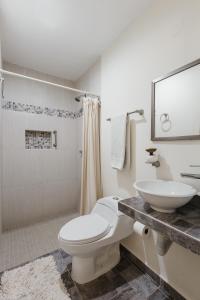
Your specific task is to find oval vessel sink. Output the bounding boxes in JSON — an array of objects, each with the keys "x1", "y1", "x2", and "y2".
[{"x1": 134, "y1": 180, "x2": 196, "y2": 213}]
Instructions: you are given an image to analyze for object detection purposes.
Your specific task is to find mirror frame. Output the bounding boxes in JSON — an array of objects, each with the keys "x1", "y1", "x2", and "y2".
[{"x1": 151, "y1": 58, "x2": 200, "y2": 141}]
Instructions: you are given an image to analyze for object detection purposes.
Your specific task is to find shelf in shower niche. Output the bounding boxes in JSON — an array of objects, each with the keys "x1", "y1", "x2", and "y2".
[{"x1": 25, "y1": 130, "x2": 52, "y2": 149}]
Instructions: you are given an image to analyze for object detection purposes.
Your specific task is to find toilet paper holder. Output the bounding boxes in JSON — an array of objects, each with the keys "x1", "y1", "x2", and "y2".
[
  {"x1": 133, "y1": 221, "x2": 172, "y2": 256},
  {"x1": 133, "y1": 221, "x2": 150, "y2": 237}
]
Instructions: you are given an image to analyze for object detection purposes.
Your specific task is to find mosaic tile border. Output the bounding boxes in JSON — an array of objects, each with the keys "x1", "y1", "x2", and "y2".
[{"x1": 1, "y1": 100, "x2": 83, "y2": 119}]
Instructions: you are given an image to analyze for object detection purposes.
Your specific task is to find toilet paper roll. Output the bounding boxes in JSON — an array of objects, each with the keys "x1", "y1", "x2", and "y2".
[{"x1": 133, "y1": 221, "x2": 150, "y2": 237}]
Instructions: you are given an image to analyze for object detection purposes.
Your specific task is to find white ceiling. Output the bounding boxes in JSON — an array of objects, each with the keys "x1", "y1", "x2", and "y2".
[{"x1": 0, "y1": 0, "x2": 152, "y2": 81}]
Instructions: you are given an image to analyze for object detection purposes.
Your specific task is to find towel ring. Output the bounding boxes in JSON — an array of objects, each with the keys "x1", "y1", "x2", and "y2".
[
  {"x1": 160, "y1": 113, "x2": 169, "y2": 123},
  {"x1": 160, "y1": 113, "x2": 171, "y2": 132}
]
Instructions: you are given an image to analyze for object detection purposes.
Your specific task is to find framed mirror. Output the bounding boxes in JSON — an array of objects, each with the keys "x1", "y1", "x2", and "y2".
[{"x1": 151, "y1": 58, "x2": 200, "y2": 141}]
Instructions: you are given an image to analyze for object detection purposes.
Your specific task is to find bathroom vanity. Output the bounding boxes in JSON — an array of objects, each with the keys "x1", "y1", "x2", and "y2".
[{"x1": 119, "y1": 196, "x2": 200, "y2": 255}]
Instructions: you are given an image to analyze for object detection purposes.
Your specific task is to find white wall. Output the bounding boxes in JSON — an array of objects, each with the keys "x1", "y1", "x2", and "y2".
[
  {"x1": 76, "y1": 1, "x2": 200, "y2": 299},
  {"x1": 2, "y1": 62, "x2": 81, "y2": 230},
  {"x1": 76, "y1": 60, "x2": 101, "y2": 96}
]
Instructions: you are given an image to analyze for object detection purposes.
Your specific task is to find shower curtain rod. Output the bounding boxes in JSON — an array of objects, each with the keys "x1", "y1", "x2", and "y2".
[{"x1": 0, "y1": 68, "x2": 99, "y2": 97}]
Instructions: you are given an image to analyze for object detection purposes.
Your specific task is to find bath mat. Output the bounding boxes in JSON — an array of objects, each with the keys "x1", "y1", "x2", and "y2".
[{"x1": 0, "y1": 255, "x2": 71, "y2": 300}]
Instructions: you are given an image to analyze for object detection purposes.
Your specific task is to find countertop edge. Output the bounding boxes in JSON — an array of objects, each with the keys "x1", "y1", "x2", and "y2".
[{"x1": 119, "y1": 199, "x2": 200, "y2": 255}]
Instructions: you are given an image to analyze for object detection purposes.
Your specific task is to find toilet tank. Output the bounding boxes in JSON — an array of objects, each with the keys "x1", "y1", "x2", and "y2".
[
  {"x1": 92, "y1": 196, "x2": 134, "y2": 239},
  {"x1": 92, "y1": 196, "x2": 126, "y2": 226}
]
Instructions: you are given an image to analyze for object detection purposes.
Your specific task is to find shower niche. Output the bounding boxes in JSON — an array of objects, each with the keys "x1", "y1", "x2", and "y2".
[{"x1": 25, "y1": 130, "x2": 56, "y2": 149}]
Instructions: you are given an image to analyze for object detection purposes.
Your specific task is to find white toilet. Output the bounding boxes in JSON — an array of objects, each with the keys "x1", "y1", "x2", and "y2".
[{"x1": 58, "y1": 196, "x2": 133, "y2": 284}]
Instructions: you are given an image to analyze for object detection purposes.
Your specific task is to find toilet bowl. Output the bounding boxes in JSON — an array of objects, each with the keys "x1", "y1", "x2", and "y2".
[{"x1": 58, "y1": 196, "x2": 134, "y2": 284}]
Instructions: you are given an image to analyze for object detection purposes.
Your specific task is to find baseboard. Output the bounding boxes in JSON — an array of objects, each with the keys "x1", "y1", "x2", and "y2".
[{"x1": 120, "y1": 245, "x2": 186, "y2": 300}]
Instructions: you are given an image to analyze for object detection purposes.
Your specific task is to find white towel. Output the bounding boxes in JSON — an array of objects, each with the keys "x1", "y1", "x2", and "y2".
[
  {"x1": 111, "y1": 114, "x2": 130, "y2": 170},
  {"x1": 124, "y1": 117, "x2": 131, "y2": 169}
]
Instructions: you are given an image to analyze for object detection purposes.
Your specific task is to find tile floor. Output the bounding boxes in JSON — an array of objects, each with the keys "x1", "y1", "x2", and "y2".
[
  {"x1": 0, "y1": 214, "x2": 178, "y2": 299},
  {"x1": 0, "y1": 248, "x2": 171, "y2": 300},
  {"x1": 0, "y1": 212, "x2": 79, "y2": 272},
  {"x1": 46, "y1": 249, "x2": 171, "y2": 299}
]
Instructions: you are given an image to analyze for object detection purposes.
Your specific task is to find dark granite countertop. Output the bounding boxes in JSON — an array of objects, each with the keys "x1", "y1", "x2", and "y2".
[{"x1": 119, "y1": 196, "x2": 200, "y2": 255}]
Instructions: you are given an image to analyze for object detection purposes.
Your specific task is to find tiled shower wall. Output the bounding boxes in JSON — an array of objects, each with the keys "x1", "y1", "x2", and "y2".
[{"x1": 1, "y1": 62, "x2": 82, "y2": 231}]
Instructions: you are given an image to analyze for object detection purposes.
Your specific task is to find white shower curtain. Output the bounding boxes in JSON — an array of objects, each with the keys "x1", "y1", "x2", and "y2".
[{"x1": 80, "y1": 97, "x2": 102, "y2": 215}]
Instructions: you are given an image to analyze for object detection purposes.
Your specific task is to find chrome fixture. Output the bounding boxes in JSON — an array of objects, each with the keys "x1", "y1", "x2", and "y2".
[
  {"x1": 181, "y1": 165, "x2": 200, "y2": 179},
  {"x1": 106, "y1": 109, "x2": 144, "y2": 121},
  {"x1": 189, "y1": 165, "x2": 200, "y2": 167},
  {"x1": 75, "y1": 94, "x2": 86, "y2": 102},
  {"x1": 0, "y1": 68, "x2": 99, "y2": 98},
  {"x1": 160, "y1": 113, "x2": 171, "y2": 132},
  {"x1": 53, "y1": 131, "x2": 57, "y2": 149},
  {"x1": 152, "y1": 161, "x2": 160, "y2": 168},
  {"x1": 160, "y1": 113, "x2": 169, "y2": 122},
  {"x1": 75, "y1": 94, "x2": 101, "y2": 104},
  {"x1": 0, "y1": 77, "x2": 4, "y2": 99},
  {"x1": 181, "y1": 173, "x2": 200, "y2": 179}
]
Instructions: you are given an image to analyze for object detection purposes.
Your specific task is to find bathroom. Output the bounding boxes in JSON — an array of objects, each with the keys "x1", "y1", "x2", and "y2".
[{"x1": 0, "y1": 0, "x2": 200, "y2": 299}]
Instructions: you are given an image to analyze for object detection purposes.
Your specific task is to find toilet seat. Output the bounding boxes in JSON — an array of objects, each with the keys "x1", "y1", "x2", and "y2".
[{"x1": 59, "y1": 214, "x2": 110, "y2": 245}]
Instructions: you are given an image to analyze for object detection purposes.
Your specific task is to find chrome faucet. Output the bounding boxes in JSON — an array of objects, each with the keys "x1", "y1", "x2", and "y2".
[{"x1": 181, "y1": 165, "x2": 200, "y2": 179}]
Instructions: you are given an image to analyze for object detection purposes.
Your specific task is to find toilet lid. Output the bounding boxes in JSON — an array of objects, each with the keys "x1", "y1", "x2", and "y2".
[{"x1": 59, "y1": 214, "x2": 110, "y2": 244}]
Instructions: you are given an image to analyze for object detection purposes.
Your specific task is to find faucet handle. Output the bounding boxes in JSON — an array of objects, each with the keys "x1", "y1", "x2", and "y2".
[{"x1": 146, "y1": 148, "x2": 157, "y2": 156}]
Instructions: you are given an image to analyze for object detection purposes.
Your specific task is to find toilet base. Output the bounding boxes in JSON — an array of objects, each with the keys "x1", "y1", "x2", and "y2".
[{"x1": 71, "y1": 243, "x2": 120, "y2": 284}]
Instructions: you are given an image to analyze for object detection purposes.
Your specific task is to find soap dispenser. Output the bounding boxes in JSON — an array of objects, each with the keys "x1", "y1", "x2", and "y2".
[{"x1": 145, "y1": 148, "x2": 160, "y2": 167}]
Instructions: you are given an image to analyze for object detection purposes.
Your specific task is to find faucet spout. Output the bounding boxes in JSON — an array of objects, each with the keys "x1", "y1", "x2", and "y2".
[{"x1": 180, "y1": 173, "x2": 200, "y2": 179}]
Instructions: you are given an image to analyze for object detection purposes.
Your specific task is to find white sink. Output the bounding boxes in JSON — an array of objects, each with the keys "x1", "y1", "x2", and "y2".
[{"x1": 134, "y1": 180, "x2": 196, "y2": 213}]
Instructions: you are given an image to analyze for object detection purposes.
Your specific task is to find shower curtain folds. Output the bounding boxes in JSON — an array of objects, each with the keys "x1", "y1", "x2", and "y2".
[{"x1": 80, "y1": 97, "x2": 102, "y2": 215}]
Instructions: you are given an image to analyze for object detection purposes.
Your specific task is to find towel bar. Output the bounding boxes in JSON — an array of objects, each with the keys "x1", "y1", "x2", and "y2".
[{"x1": 106, "y1": 109, "x2": 144, "y2": 121}]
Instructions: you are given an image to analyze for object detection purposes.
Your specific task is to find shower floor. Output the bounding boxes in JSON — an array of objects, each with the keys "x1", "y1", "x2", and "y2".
[{"x1": 0, "y1": 212, "x2": 79, "y2": 272}]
